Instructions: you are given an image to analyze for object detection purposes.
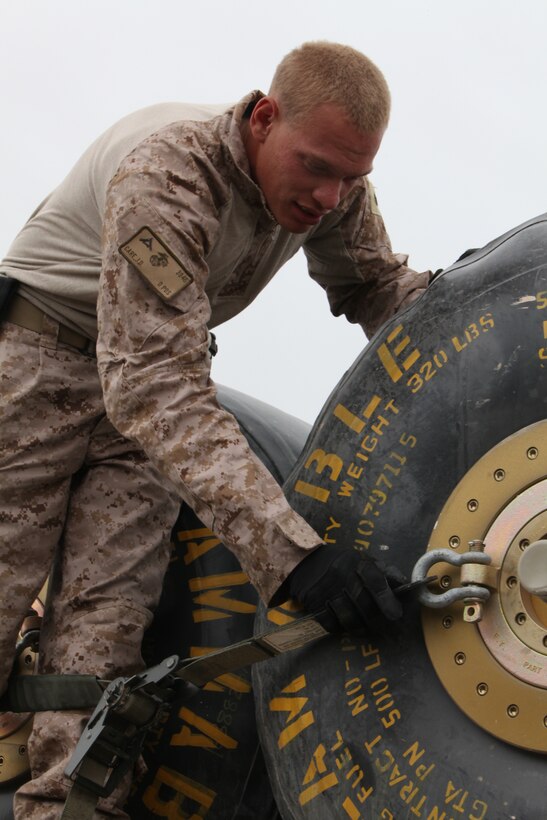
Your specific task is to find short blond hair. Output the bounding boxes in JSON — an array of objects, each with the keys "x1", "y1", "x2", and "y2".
[{"x1": 270, "y1": 41, "x2": 391, "y2": 133}]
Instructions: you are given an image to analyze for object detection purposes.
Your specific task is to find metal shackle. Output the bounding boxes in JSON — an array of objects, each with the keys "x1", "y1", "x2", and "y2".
[{"x1": 411, "y1": 548, "x2": 492, "y2": 609}]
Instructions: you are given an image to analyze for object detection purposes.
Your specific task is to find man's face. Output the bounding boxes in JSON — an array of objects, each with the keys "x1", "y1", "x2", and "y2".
[{"x1": 247, "y1": 98, "x2": 384, "y2": 234}]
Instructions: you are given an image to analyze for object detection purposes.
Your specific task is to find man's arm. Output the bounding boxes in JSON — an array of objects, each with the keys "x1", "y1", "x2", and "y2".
[
  {"x1": 98, "y1": 140, "x2": 405, "y2": 633},
  {"x1": 98, "y1": 151, "x2": 323, "y2": 606},
  {"x1": 304, "y1": 178, "x2": 431, "y2": 338}
]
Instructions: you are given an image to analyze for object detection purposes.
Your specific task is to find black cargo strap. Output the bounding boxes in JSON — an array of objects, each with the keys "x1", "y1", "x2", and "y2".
[
  {"x1": 58, "y1": 618, "x2": 328, "y2": 819},
  {"x1": 1, "y1": 673, "x2": 105, "y2": 713},
  {"x1": 61, "y1": 656, "x2": 182, "y2": 820}
]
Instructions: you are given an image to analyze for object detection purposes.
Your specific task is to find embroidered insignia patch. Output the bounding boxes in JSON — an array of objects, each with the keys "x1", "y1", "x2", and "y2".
[
  {"x1": 119, "y1": 226, "x2": 193, "y2": 299},
  {"x1": 367, "y1": 179, "x2": 382, "y2": 216}
]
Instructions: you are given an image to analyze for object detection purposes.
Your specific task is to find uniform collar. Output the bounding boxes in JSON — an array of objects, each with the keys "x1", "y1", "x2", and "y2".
[{"x1": 222, "y1": 91, "x2": 277, "y2": 228}]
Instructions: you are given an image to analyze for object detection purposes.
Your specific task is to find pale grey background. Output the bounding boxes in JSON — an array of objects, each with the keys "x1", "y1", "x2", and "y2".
[{"x1": 2, "y1": 0, "x2": 546, "y2": 421}]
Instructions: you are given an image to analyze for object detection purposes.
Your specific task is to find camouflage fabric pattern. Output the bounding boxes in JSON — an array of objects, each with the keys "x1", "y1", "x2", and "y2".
[
  {"x1": 15, "y1": 711, "x2": 137, "y2": 818},
  {"x1": 96, "y1": 96, "x2": 430, "y2": 603},
  {"x1": 0, "y1": 93, "x2": 430, "y2": 341},
  {"x1": 0, "y1": 91, "x2": 431, "y2": 816},
  {"x1": 0, "y1": 318, "x2": 179, "y2": 817}
]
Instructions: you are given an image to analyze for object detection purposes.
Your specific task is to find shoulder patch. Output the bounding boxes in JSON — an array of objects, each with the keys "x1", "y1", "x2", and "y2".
[
  {"x1": 366, "y1": 179, "x2": 382, "y2": 217},
  {"x1": 119, "y1": 226, "x2": 193, "y2": 300}
]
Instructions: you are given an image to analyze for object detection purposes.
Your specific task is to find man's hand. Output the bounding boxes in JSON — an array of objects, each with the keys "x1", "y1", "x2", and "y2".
[{"x1": 283, "y1": 544, "x2": 405, "y2": 634}]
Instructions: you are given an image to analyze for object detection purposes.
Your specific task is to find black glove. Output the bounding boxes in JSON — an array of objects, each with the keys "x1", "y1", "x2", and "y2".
[{"x1": 283, "y1": 545, "x2": 405, "y2": 635}]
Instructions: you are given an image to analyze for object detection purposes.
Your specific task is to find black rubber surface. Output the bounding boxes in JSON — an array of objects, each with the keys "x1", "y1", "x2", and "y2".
[{"x1": 253, "y1": 214, "x2": 547, "y2": 820}]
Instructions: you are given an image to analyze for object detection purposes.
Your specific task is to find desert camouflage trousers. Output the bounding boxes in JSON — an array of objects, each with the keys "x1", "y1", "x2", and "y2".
[{"x1": 0, "y1": 316, "x2": 180, "y2": 818}]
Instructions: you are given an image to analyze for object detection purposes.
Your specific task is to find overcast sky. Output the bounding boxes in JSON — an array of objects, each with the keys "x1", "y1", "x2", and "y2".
[{"x1": 2, "y1": 1, "x2": 546, "y2": 422}]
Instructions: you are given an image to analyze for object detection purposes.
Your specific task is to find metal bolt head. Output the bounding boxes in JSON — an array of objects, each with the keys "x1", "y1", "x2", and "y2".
[
  {"x1": 494, "y1": 469, "x2": 505, "y2": 481},
  {"x1": 442, "y1": 616, "x2": 453, "y2": 629},
  {"x1": 515, "y1": 612, "x2": 527, "y2": 626},
  {"x1": 18, "y1": 746, "x2": 26, "y2": 756},
  {"x1": 449, "y1": 535, "x2": 460, "y2": 549},
  {"x1": 507, "y1": 576, "x2": 518, "y2": 589},
  {"x1": 507, "y1": 704, "x2": 519, "y2": 718},
  {"x1": 455, "y1": 652, "x2": 466, "y2": 665},
  {"x1": 440, "y1": 575, "x2": 452, "y2": 589},
  {"x1": 519, "y1": 539, "x2": 530, "y2": 551},
  {"x1": 527, "y1": 447, "x2": 539, "y2": 460},
  {"x1": 467, "y1": 499, "x2": 479, "y2": 512},
  {"x1": 477, "y1": 683, "x2": 488, "y2": 696},
  {"x1": 464, "y1": 602, "x2": 483, "y2": 623}
]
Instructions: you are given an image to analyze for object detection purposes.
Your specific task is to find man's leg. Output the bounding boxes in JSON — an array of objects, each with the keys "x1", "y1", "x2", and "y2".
[
  {"x1": 0, "y1": 318, "x2": 102, "y2": 691},
  {"x1": 15, "y1": 417, "x2": 180, "y2": 818}
]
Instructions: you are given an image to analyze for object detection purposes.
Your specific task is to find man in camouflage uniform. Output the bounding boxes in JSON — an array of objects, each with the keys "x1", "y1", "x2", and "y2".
[{"x1": 0, "y1": 42, "x2": 430, "y2": 817}]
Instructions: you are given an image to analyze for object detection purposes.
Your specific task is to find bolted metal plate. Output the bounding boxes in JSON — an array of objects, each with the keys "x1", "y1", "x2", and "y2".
[{"x1": 423, "y1": 421, "x2": 547, "y2": 751}]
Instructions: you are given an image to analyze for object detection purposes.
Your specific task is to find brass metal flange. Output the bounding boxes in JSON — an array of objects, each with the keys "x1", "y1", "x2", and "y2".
[
  {"x1": 422, "y1": 421, "x2": 547, "y2": 752},
  {"x1": 0, "y1": 634, "x2": 37, "y2": 784},
  {"x1": 0, "y1": 585, "x2": 47, "y2": 784}
]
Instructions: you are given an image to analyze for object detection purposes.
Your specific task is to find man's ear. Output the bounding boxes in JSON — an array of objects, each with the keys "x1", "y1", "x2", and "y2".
[{"x1": 248, "y1": 96, "x2": 279, "y2": 142}]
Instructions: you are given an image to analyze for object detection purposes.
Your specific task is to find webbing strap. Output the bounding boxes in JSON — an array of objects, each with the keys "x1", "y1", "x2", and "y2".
[
  {"x1": 4, "y1": 674, "x2": 104, "y2": 712},
  {"x1": 61, "y1": 758, "x2": 105, "y2": 819}
]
